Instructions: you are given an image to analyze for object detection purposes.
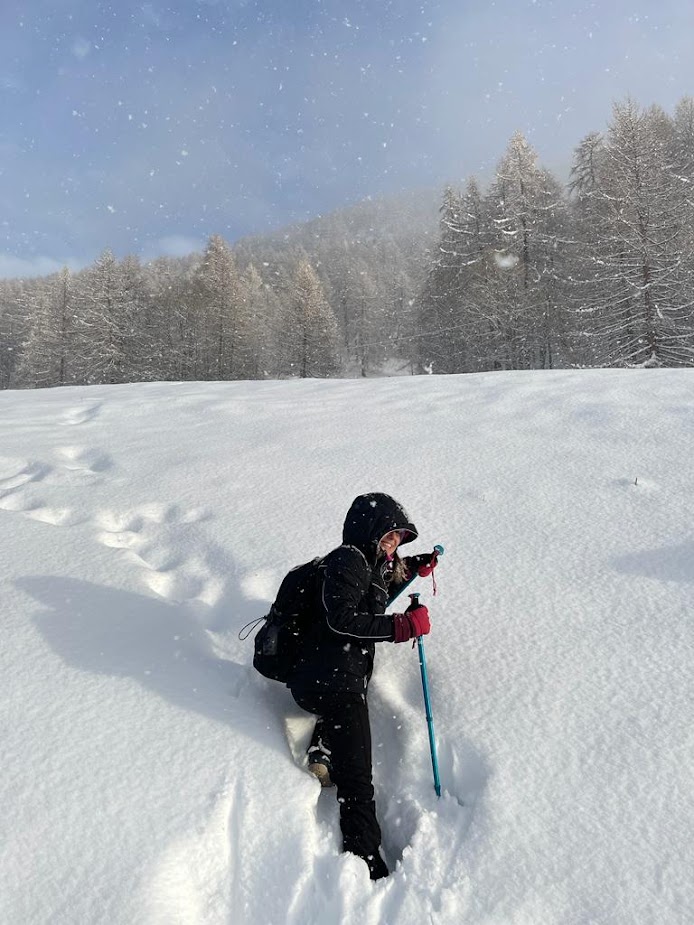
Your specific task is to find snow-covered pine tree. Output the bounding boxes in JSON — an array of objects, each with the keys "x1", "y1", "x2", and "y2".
[
  {"x1": 485, "y1": 131, "x2": 569, "y2": 370},
  {"x1": 139, "y1": 256, "x2": 189, "y2": 381},
  {"x1": 0, "y1": 277, "x2": 30, "y2": 389},
  {"x1": 671, "y1": 96, "x2": 694, "y2": 338},
  {"x1": 16, "y1": 267, "x2": 73, "y2": 387},
  {"x1": 440, "y1": 176, "x2": 498, "y2": 372},
  {"x1": 281, "y1": 259, "x2": 340, "y2": 378},
  {"x1": 117, "y1": 254, "x2": 160, "y2": 382},
  {"x1": 69, "y1": 249, "x2": 145, "y2": 385},
  {"x1": 355, "y1": 232, "x2": 424, "y2": 375},
  {"x1": 192, "y1": 235, "x2": 249, "y2": 380},
  {"x1": 673, "y1": 96, "x2": 694, "y2": 179},
  {"x1": 566, "y1": 131, "x2": 607, "y2": 366},
  {"x1": 334, "y1": 258, "x2": 382, "y2": 376},
  {"x1": 239, "y1": 263, "x2": 281, "y2": 379},
  {"x1": 419, "y1": 184, "x2": 478, "y2": 373},
  {"x1": 569, "y1": 100, "x2": 694, "y2": 367}
]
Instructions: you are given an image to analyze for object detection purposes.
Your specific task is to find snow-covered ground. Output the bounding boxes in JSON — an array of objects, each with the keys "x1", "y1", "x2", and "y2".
[{"x1": 1, "y1": 370, "x2": 693, "y2": 925}]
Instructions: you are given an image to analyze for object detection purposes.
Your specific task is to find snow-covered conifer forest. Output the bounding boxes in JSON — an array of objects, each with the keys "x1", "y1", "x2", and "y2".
[{"x1": 3, "y1": 97, "x2": 694, "y2": 390}]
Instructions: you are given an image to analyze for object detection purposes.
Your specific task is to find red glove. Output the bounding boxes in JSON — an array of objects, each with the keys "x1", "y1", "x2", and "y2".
[{"x1": 393, "y1": 605, "x2": 430, "y2": 643}]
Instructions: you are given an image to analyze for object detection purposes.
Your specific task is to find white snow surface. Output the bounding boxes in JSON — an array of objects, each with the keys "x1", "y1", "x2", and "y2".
[{"x1": 1, "y1": 370, "x2": 693, "y2": 925}]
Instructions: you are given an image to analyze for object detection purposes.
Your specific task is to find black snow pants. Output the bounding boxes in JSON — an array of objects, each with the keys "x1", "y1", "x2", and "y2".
[{"x1": 290, "y1": 688, "x2": 388, "y2": 878}]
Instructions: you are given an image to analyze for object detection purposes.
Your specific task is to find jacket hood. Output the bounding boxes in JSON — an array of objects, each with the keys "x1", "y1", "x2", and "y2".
[{"x1": 342, "y1": 493, "x2": 418, "y2": 560}]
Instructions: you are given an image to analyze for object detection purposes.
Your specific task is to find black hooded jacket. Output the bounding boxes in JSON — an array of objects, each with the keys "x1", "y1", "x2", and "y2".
[{"x1": 288, "y1": 493, "x2": 419, "y2": 694}]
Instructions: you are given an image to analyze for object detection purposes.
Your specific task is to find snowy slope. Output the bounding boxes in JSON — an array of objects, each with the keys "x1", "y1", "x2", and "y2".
[{"x1": 1, "y1": 370, "x2": 693, "y2": 925}]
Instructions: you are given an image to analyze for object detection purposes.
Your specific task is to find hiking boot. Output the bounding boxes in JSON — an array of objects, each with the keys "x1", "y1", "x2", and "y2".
[
  {"x1": 363, "y1": 850, "x2": 389, "y2": 881},
  {"x1": 307, "y1": 751, "x2": 334, "y2": 788},
  {"x1": 348, "y1": 849, "x2": 389, "y2": 880}
]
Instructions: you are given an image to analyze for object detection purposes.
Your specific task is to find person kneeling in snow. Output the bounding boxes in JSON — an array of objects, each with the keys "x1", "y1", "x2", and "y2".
[{"x1": 287, "y1": 492, "x2": 434, "y2": 881}]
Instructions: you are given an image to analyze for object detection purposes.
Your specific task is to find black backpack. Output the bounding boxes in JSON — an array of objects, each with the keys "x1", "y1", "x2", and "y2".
[{"x1": 252, "y1": 557, "x2": 323, "y2": 682}]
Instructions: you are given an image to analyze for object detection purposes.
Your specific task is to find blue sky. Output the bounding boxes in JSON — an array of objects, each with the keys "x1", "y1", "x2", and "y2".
[{"x1": 2, "y1": 0, "x2": 694, "y2": 277}]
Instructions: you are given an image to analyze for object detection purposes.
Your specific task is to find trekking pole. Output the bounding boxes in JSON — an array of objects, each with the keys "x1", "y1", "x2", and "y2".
[{"x1": 408, "y1": 592, "x2": 442, "y2": 798}]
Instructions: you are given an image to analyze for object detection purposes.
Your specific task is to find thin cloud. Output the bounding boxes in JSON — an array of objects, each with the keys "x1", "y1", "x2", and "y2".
[
  {"x1": 141, "y1": 236, "x2": 203, "y2": 261},
  {"x1": 0, "y1": 254, "x2": 85, "y2": 280},
  {"x1": 70, "y1": 37, "x2": 91, "y2": 59}
]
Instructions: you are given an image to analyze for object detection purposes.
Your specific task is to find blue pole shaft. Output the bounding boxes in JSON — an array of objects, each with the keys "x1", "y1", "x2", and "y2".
[
  {"x1": 417, "y1": 635, "x2": 441, "y2": 797},
  {"x1": 390, "y1": 545, "x2": 444, "y2": 798}
]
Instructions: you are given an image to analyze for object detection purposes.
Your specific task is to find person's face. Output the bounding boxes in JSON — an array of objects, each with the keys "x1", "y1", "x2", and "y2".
[{"x1": 379, "y1": 529, "x2": 404, "y2": 557}]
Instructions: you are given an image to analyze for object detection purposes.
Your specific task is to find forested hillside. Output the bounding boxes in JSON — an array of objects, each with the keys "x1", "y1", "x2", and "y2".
[
  {"x1": 0, "y1": 191, "x2": 437, "y2": 389},
  {"x1": 2, "y1": 97, "x2": 694, "y2": 389}
]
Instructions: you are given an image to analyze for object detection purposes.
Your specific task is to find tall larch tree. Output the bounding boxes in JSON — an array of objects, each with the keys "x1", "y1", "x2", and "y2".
[
  {"x1": 193, "y1": 235, "x2": 246, "y2": 380},
  {"x1": 240, "y1": 263, "x2": 280, "y2": 379},
  {"x1": 419, "y1": 184, "x2": 473, "y2": 373},
  {"x1": 486, "y1": 131, "x2": 569, "y2": 370},
  {"x1": 570, "y1": 100, "x2": 694, "y2": 367},
  {"x1": 70, "y1": 249, "x2": 140, "y2": 385},
  {"x1": 282, "y1": 259, "x2": 340, "y2": 378},
  {"x1": 17, "y1": 267, "x2": 73, "y2": 387}
]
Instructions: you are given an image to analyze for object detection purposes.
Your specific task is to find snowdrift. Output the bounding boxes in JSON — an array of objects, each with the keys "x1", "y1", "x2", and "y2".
[{"x1": 1, "y1": 370, "x2": 692, "y2": 924}]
